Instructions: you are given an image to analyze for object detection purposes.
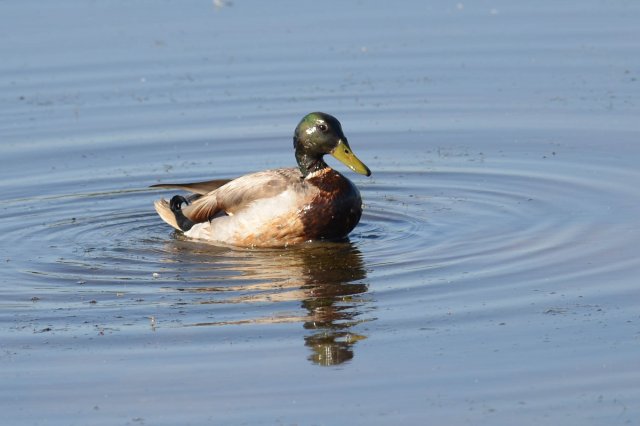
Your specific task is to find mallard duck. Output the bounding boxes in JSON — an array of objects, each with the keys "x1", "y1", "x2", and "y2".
[{"x1": 152, "y1": 112, "x2": 371, "y2": 247}]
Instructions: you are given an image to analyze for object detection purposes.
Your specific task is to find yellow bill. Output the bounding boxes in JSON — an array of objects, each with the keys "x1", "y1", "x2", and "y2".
[{"x1": 330, "y1": 139, "x2": 371, "y2": 176}]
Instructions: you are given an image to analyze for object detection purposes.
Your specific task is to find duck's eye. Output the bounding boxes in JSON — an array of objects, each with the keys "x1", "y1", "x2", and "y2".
[{"x1": 317, "y1": 123, "x2": 328, "y2": 133}]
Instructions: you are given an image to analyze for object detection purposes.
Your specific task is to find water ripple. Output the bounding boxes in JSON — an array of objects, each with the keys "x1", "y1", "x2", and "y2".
[
  {"x1": 1, "y1": 156, "x2": 639, "y2": 367},
  {"x1": 354, "y1": 163, "x2": 640, "y2": 291}
]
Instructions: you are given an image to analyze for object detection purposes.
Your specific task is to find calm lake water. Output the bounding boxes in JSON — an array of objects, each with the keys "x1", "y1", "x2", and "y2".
[{"x1": 2, "y1": 1, "x2": 640, "y2": 425}]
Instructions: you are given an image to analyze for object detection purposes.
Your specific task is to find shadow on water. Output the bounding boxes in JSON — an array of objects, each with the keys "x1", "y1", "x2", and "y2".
[{"x1": 160, "y1": 238, "x2": 372, "y2": 366}]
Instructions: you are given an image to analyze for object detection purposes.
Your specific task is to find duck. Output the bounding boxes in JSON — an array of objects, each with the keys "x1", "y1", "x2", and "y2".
[{"x1": 151, "y1": 112, "x2": 371, "y2": 247}]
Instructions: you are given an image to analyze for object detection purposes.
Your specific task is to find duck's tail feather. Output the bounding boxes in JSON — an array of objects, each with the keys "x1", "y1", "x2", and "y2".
[
  {"x1": 154, "y1": 198, "x2": 197, "y2": 232},
  {"x1": 154, "y1": 199, "x2": 181, "y2": 231},
  {"x1": 150, "y1": 179, "x2": 231, "y2": 195}
]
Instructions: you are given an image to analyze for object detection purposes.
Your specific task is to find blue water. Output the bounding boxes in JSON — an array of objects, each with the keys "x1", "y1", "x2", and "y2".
[{"x1": 1, "y1": 1, "x2": 640, "y2": 425}]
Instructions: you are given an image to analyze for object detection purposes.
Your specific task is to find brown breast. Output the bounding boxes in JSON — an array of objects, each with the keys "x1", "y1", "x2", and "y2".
[{"x1": 299, "y1": 168, "x2": 363, "y2": 240}]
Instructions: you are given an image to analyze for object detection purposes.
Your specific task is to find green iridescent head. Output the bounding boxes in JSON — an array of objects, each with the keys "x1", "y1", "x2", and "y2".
[{"x1": 293, "y1": 112, "x2": 371, "y2": 177}]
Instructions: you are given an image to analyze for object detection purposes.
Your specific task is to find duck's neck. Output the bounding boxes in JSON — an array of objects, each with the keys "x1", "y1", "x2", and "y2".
[{"x1": 295, "y1": 149, "x2": 329, "y2": 178}]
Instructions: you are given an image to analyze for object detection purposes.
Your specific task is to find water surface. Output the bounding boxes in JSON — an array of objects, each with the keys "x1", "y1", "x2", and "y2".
[{"x1": 1, "y1": 1, "x2": 640, "y2": 425}]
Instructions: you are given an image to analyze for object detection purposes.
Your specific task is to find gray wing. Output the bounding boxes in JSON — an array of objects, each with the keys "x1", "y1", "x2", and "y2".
[{"x1": 180, "y1": 168, "x2": 303, "y2": 223}]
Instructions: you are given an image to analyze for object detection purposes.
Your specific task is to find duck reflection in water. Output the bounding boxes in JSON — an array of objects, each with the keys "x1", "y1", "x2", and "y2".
[{"x1": 163, "y1": 238, "x2": 371, "y2": 366}]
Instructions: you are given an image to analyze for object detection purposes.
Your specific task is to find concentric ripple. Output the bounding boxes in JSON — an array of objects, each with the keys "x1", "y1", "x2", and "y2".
[
  {"x1": 354, "y1": 160, "x2": 640, "y2": 293},
  {"x1": 1, "y1": 152, "x2": 639, "y2": 368},
  {"x1": 3, "y1": 156, "x2": 636, "y2": 294}
]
